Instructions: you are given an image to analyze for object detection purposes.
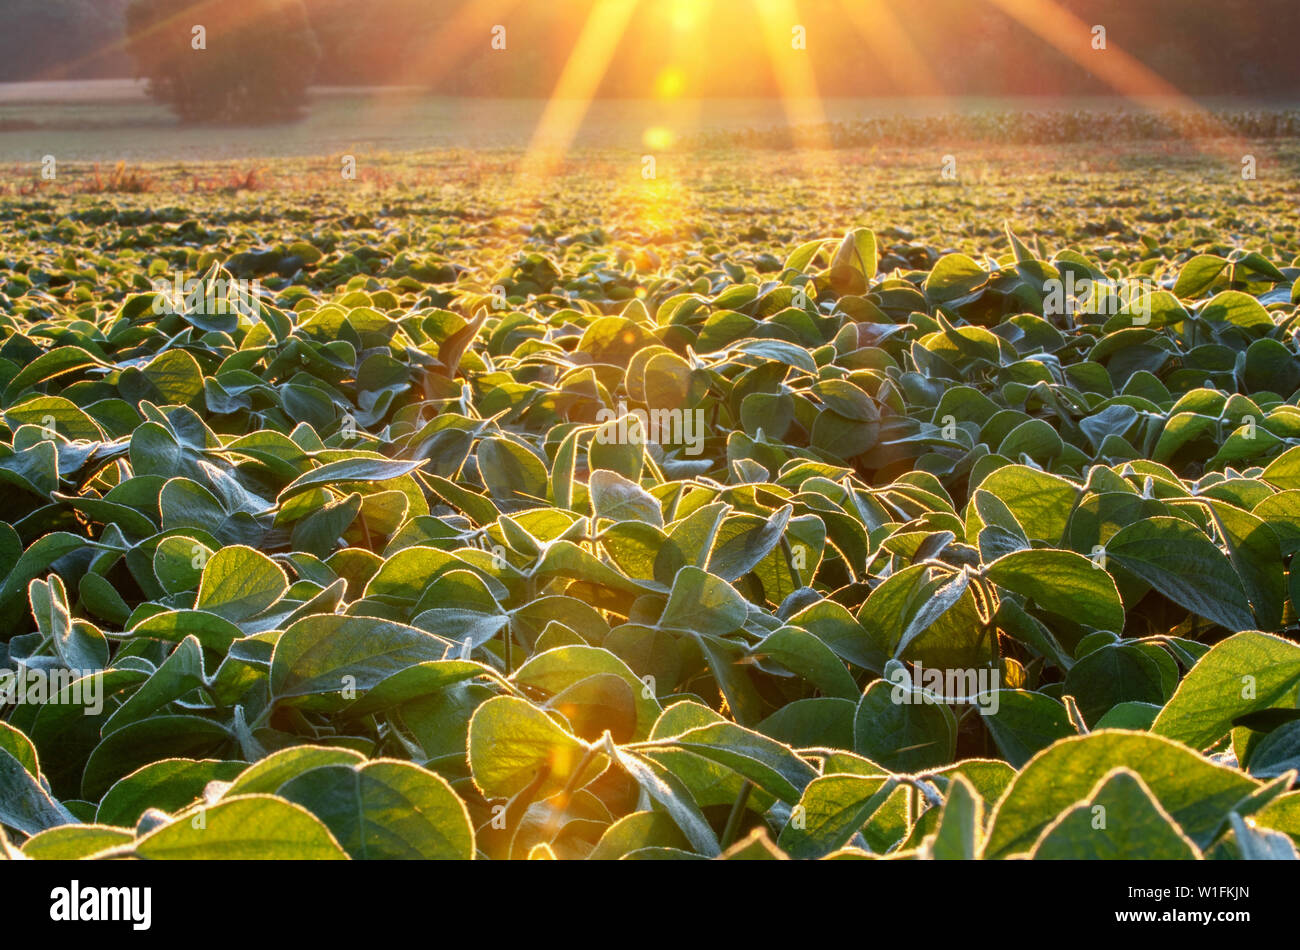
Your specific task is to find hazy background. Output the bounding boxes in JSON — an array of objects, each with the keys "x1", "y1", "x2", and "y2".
[
  {"x1": 6, "y1": 0, "x2": 1298, "y2": 97},
  {"x1": 2, "y1": 0, "x2": 1296, "y2": 163}
]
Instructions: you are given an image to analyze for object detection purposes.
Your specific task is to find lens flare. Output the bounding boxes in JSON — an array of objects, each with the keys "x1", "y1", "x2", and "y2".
[
  {"x1": 655, "y1": 67, "x2": 687, "y2": 100},
  {"x1": 643, "y1": 126, "x2": 677, "y2": 150}
]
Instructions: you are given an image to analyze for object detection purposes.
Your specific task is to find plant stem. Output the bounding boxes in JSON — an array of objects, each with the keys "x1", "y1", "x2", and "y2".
[{"x1": 720, "y1": 780, "x2": 753, "y2": 850}]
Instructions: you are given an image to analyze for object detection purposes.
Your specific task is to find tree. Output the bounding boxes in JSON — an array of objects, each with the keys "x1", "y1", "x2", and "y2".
[{"x1": 125, "y1": 0, "x2": 320, "y2": 123}]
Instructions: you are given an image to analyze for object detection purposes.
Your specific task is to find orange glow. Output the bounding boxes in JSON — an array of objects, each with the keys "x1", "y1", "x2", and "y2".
[
  {"x1": 755, "y1": 0, "x2": 833, "y2": 157},
  {"x1": 643, "y1": 126, "x2": 677, "y2": 150},
  {"x1": 380, "y1": 0, "x2": 525, "y2": 89},
  {"x1": 983, "y1": 0, "x2": 1244, "y2": 156},
  {"x1": 669, "y1": 0, "x2": 705, "y2": 33},
  {"x1": 839, "y1": 0, "x2": 947, "y2": 100},
  {"x1": 655, "y1": 67, "x2": 687, "y2": 100},
  {"x1": 984, "y1": 0, "x2": 1182, "y2": 108},
  {"x1": 519, "y1": 0, "x2": 641, "y2": 178}
]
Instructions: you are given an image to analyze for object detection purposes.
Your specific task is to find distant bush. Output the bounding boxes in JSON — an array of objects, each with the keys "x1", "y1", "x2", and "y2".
[
  {"x1": 125, "y1": 0, "x2": 320, "y2": 123},
  {"x1": 690, "y1": 109, "x2": 1300, "y2": 150}
]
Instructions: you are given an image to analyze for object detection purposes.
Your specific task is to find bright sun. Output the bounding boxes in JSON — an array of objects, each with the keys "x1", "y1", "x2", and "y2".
[{"x1": 497, "y1": 0, "x2": 1224, "y2": 187}]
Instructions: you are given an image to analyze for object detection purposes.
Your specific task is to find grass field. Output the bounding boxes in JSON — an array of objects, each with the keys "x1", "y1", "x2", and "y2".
[
  {"x1": 3, "y1": 81, "x2": 1297, "y2": 160},
  {"x1": 4, "y1": 90, "x2": 1300, "y2": 862}
]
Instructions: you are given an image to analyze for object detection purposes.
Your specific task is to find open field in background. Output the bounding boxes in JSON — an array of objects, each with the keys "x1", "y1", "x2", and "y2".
[
  {"x1": 4, "y1": 138, "x2": 1298, "y2": 268},
  {"x1": 2, "y1": 82, "x2": 1300, "y2": 160}
]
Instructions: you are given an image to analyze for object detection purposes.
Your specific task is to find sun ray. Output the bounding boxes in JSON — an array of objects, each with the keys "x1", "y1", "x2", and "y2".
[
  {"x1": 350, "y1": 0, "x2": 527, "y2": 141},
  {"x1": 983, "y1": 0, "x2": 1247, "y2": 158},
  {"x1": 754, "y1": 0, "x2": 831, "y2": 154},
  {"x1": 642, "y1": 0, "x2": 715, "y2": 151},
  {"x1": 620, "y1": 0, "x2": 715, "y2": 240},
  {"x1": 517, "y1": 0, "x2": 641, "y2": 181},
  {"x1": 837, "y1": 0, "x2": 947, "y2": 100},
  {"x1": 388, "y1": 0, "x2": 523, "y2": 88},
  {"x1": 36, "y1": 0, "x2": 268, "y2": 82}
]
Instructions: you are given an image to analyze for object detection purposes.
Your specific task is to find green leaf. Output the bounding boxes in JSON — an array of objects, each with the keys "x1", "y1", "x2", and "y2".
[
  {"x1": 979, "y1": 690, "x2": 1076, "y2": 768},
  {"x1": 81, "y1": 715, "x2": 232, "y2": 801},
  {"x1": 894, "y1": 568, "x2": 970, "y2": 658},
  {"x1": 101, "y1": 636, "x2": 207, "y2": 735},
  {"x1": 140, "y1": 349, "x2": 205, "y2": 405},
  {"x1": 1092, "y1": 701, "x2": 1161, "y2": 730},
  {"x1": 637, "y1": 721, "x2": 817, "y2": 805},
  {"x1": 969, "y1": 465, "x2": 1079, "y2": 543},
  {"x1": 607, "y1": 743, "x2": 720, "y2": 857},
  {"x1": 410, "y1": 570, "x2": 508, "y2": 651},
  {"x1": 706, "y1": 505, "x2": 793, "y2": 582},
  {"x1": 1030, "y1": 768, "x2": 1200, "y2": 859},
  {"x1": 153, "y1": 536, "x2": 208, "y2": 594},
  {"x1": 363, "y1": 545, "x2": 478, "y2": 603},
  {"x1": 133, "y1": 795, "x2": 348, "y2": 859},
  {"x1": 1062, "y1": 644, "x2": 1166, "y2": 724},
  {"x1": 477, "y1": 436, "x2": 549, "y2": 505},
  {"x1": 1173, "y1": 254, "x2": 1228, "y2": 298},
  {"x1": 468, "y1": 695, "x2": 605, "y2": 801},
  {"x1": 345, "y1": 660, "x2": 494, "y2": 717},
  {"x1": 0, "y1": 721, "x2": 39, "y2": 779},
  {"x1": 589, "y1": 469, "x2": 662, "y2": 526},
  {"x1": 1229, "y1": 811, "x2": 1300, "y2": 859},
  {"x1": 195, "y1": 544, "x2": 288, "y2": 622},
  {"x1": 925, "y1": 253, "x2": 987, "y2": 304},
  {"x1": 783, "y1": 238, "x2": 827, "y2": 274},
  {"x1": 926, "y1": 774, "x2": 984, "y2": 860},
  {"x1": 1153, "y1": 631, "x2": 1300, "y2": 750},
  {"x1": 854, "y1": 677, "x2": 955, "y2": 772},
  {"x1": 3, "y1": 346, "x2": 104, "y2": 401},
  {"x1": 270, "y1": 614, "x2": 451, "y2": 709},
  {"x1": 277, "y1": 759, "x2": 474, "y2": 860},
  {"x1": 1245, "y1": 721, "x2": 1300, "y2": 779},
  {"x1": 755, "y1": 626, "x2": 859, "y2": 700},
  {"x1": 588, "y1": 810, "x2": 690, "y2": 860},
  {"x1": 985, "y1": 548, "x2": 1124, "y2": 632},
  {"x1": 78, "y1": 572, "x2": 131, "y2": 627},
  {"x1": 22, "y1": 824, "x2": 134, "y2": 860},
  {"x1": 1263, "y1": 445, "x2": 1300, "y2": 491},
  {"x1": 278, "y1": 457, "x2": 424, "y2": 502},
  {"x1": 758, "y1": 697, "x2": 856, "y2": 748},
  {"x1": 0, "y1": 530, "x2": 88, "y2": 629},
  {"x1": 0, "y1": 746, "x2": 75, "y2": 836},
  {"x1": 658, "y1": 566, "x2": 747, "y2": 636},
  {"x1": 29, "y1": 574, "x2": 108, "y2": 670},
  {"x1": 1105, "y1": 517, "x2": 1253, "y2": 630},
  {"x1": 1199, "y1": 290, "x2": 1272, "y2": 331},
  {"x1": 513, "y1": 646, "x2": 660, "y2": 741},
  {"x1": 130, "y1": 609, "x2": 245, "y2": 653},
  {"x1": 984, "y1": 731, "x2": 1257, "y2": 858},
  {"x1": 222, "y1": 745, "x2": 367, "y2": 799},
  {"x1": 97, "y1": 758, "x2": 244, "y2": 827},
  {"x1": 1208, "y1": 500, "x2": 1286, "y2": 631},
  {"x1": 828, "y1": 228, "x2": 877, "y2": 294},
  {"x1": 777, "y1": 773, "x2": 896, "y2": 858}
]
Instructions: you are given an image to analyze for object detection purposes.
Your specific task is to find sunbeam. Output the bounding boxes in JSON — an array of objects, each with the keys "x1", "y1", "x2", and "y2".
[
  {"x1": 839, "y1": 0, "x2": 947, "y2": 101},
  {"x1": 755, "y1": 0, "x2": 832, "y2": 154},
  {"x1": 518, "y1": 0, "x2": 640, "y2": 181},
  {"x1": 983, "y1": 0, "x2": 1249, "y2": 158}
]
